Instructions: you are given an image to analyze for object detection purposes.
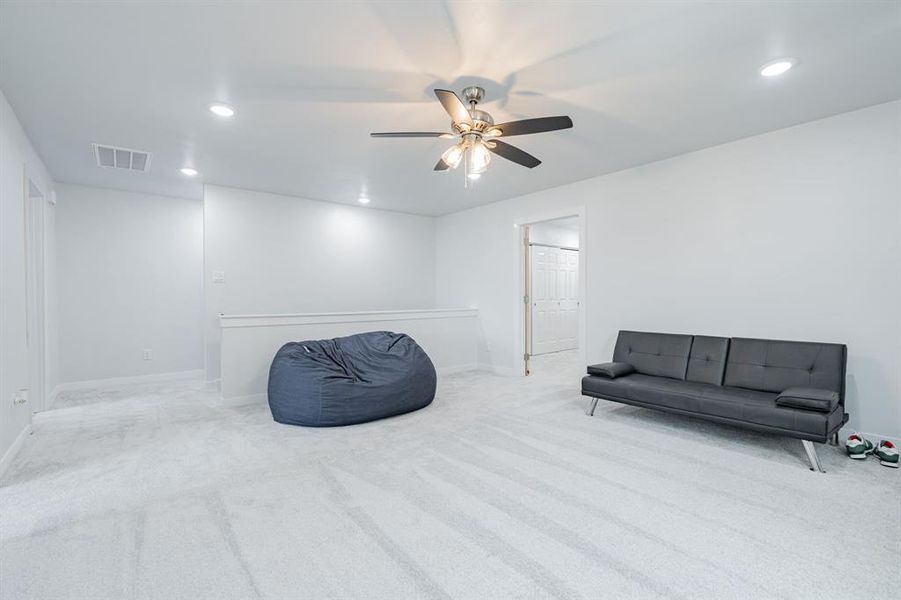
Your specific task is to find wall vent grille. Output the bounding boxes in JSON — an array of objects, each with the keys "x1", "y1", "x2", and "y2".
[{"x1": 92, "y1": 143, "x2": 152, "y2": 172}]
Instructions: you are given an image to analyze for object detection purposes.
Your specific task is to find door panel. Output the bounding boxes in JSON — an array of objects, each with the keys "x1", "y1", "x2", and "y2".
[
  {"x1": 559, "y1": 249, "x2": 579, "y2": 351},
  {"x1": 531, "y1": 245, "x2": 579, "y2": 355},
  {"x1": 531, "y1": 246, "x2": 556, "y2": 356}
]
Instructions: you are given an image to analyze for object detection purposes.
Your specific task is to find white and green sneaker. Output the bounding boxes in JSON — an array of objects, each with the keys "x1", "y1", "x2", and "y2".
[
  {"x1": 874, "y1": 440, "x2": 899, "y2": 468},
  {"x1": 845, "y1": 433, "x2": 874, "y2": 460}
]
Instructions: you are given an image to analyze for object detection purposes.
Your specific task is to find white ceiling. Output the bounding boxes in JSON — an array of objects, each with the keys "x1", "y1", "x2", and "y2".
[{"x1": 1, "y1": 1, "x2": 899, "y2": 216}]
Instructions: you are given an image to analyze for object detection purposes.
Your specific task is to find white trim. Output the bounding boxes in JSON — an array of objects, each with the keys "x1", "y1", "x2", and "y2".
[
  {"x1": 220, "y1": 308, "x2": 478, "y2": 329},
  {"x1": 0, "y1": 425, "x2": 32, "y2": 480},
  {"x1": 220, "y1": 392, "x2": 266, "y2": 407},
  {"x1": 436, "y1": 363, "x2": 479, "y2": 376},
  {"x1": 483, "y1": 365, "x2": 521, "y2": 377},
  {"x1": 54, "y1": 369, "x2": 204, "y2": 393}
]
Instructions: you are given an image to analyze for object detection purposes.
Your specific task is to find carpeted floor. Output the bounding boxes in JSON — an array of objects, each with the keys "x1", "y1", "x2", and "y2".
[{"x1": 1, "y1": 351, "x2": 898, "y2": 599}]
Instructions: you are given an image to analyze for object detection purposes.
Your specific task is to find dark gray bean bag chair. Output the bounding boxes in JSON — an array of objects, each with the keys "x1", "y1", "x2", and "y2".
[{"x1": 267, "y1": 331, "x2": 437, "y2": 427}]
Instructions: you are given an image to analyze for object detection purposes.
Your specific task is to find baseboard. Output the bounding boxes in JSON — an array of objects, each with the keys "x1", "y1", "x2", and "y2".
[
  {"x1": 437, "y1": 363, "x2": 479, "y2": 376},
  {"x1": 0, "y1": 424, "x2": 32, "y2": 481},
  {"x1": 220, "y1": 392, "x2": 266, "y2": 407},
  {"x1": 55, "y1": 369, "x2": 204, "y2": 393},
  {"x1": 842, "y1": 428, "x2": 900, "y2": 446},
  {"x1": 482, "y1": 365, "x2": 522, "y2": 377}
]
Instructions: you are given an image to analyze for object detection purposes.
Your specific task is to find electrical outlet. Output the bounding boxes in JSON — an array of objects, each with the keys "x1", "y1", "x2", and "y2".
[
  {"x1": 142, "y1": 349, "x2": 153, "y2": 361},
  {"x1": 13, "y1": 389, "x2": 28, "y2": 405}
]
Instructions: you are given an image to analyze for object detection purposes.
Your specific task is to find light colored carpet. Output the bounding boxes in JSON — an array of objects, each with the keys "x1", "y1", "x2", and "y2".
[{"x1": 1, "y1": 351, "x2": 898, "y2": 599}]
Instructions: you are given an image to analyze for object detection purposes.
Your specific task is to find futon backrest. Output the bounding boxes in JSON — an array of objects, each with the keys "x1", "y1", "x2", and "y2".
[
  {"x1": 613, "y1": 331, "x2": 693, "y2": 380},
  {"x1": 723, "y1": 338, "x2": 847, "y2": 401},
  {"x1": 685, "y1": 336, "x2": 730, "y2": 385}
]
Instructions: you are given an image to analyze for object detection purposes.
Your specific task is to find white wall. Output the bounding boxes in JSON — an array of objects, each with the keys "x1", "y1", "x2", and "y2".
[
  {"x1": 436, "y1": 100, "x2": 901, "y2": 438},
  {"x1": 0, "y1": 88, "x2": 55, "y2": 467},
  {"x1": 55, "y1": 184, "x2": 203, "y2": 383},
  {"x1": 203, "y1": 185, "x2": 437, "y2": 382}
]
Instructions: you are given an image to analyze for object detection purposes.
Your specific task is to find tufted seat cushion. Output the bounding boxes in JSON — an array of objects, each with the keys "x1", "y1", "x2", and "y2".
[{"x1": 581, "y1": 373, "x2": 843, "y2": 438}]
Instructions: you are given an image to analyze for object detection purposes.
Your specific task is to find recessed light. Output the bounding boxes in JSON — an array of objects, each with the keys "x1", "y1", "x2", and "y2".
[
  {"x1": 467, "y1": 173, "x2": 481, "y2": 180},
  {"x1": 208, "y1": 103, "x2": 236, "y2": 117},
  {"x1": 358, "y1": 196, "x2": 370, "y2": 205},
  {"x1": 760, "y1": 58, "x2": 796, "y2": 77},
  {"x1": 180, "y1": 167, "x2": 198, "y2": 177}
]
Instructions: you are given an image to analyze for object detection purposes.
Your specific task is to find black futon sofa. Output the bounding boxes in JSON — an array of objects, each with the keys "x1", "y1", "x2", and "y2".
[{"x1": 582, "y1": 330, "x2": 848, "y2": 472}]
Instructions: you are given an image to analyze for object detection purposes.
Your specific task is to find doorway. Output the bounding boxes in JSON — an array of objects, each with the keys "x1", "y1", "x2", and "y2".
[
  {"x1": 522, "y1": 215, "x2": 582, "y2": 375},
  {"x1": 24, "y1": 177, "x2": 47, "y2": 413}
]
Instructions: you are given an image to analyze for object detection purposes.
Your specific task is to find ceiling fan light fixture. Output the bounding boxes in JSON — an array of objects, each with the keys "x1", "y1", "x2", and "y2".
[
  {"x1": 369, "y1": 86, "x2": 572, "y2": 186},
  {"x1": 441, "y1": 143, "x2": 465, "y2": 169},
  {"x1": 469, "y1": 141, "x2": 491, "y2": 174}
]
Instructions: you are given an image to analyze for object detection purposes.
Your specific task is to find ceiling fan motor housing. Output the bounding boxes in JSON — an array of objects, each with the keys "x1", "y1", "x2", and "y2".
[
  {"x1": 454, "y1": 86, "x2": 495, "y2": 134},
  {"x1": 462, "y1": 85, "x2": 485, "y2": 104}
]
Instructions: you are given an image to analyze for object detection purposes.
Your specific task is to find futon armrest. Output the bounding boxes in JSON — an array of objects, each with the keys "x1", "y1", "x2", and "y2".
[
  {"x1": 775, "y1": 387, "x2": 839, "y2": 413},
  {"x1": 586, "y1": 362, "x2": 635, "y2": 379}
]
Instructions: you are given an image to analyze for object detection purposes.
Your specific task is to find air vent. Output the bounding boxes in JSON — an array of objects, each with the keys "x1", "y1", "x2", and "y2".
[{"x1": 92, "y1": 143, "x2": 152, "y2": 172}]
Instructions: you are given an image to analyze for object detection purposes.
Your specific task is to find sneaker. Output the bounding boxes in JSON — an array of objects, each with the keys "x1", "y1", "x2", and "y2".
[
  {"x1": 845, "y1": 433, "x2": 874, "y2": 459},
  {"x1": 874, "y1": 440, "x2": 899, "y2": 468}
]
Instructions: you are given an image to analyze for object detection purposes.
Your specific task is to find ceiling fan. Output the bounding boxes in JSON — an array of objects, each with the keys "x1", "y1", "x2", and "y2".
[{"x1": 370, "y1": 86, "x2": 573, "y2": 183}]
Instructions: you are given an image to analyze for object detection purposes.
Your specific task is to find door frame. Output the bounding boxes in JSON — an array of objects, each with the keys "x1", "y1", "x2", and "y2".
[
  {"x1": 514, "y1": 206, "x2": 587, "y2": 375},
  {"x1": 24, "y1": 174, "x2": 48, "y2": 413}
]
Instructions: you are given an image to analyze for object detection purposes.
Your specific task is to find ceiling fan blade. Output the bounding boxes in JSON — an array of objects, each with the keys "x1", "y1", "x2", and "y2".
[
  {"x1": 434, "y1": 89, "x2": 473, "y2": 127},
  {"x1": 493, "y1": 116, "x2": 573, "y2": 137},
  {"x1": 371, "y1": 132, "x2": 454, "y2": 138},
  {"x1": 488, "y1": 140, "x2": 541, "y2": 168},
  {"x1": 434, "y1": 158, "x2": 450, "y2": 171}
]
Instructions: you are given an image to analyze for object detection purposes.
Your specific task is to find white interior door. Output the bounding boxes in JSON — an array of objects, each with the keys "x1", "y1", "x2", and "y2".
[
  {"x1": 559, "y1": 248, "x2": 579, "y2": 350},
  {"x1": 531, "y1": 245, "x2": 579, "y2": 355}
]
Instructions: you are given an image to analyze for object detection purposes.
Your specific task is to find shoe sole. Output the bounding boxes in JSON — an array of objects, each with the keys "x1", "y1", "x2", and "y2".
[
  {"x1": 879, "y1": 460, "x2": 899, "y2": 468},
  {"x1": 848, "y1": 454, "x2": 868, "y2": 459}
]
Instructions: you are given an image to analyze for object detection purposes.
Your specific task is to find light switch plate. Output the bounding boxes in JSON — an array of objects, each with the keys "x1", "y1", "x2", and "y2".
[{"x1": 13, "y1": 389, "x2": 28, "y2": 405}]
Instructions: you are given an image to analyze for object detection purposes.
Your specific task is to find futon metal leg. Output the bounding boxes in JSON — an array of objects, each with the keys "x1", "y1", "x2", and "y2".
[
  {"x1": 802, "y1": 440, "x2": 825, "y2": 473},
  {"x1": 586, "y1": 397, "x2": 599, "y2": 417},
  {"x1": 828, "y1": 431, "x2": 839, "y2": 446}
]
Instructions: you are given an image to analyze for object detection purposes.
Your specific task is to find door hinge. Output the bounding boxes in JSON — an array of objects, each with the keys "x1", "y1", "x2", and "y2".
[
  {"x1": 524, "y1": 353, "x2": 530, "y2": 361},
  {"x1": 523, "y1": 295, "x2": 529, "y2": 304}
]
